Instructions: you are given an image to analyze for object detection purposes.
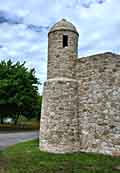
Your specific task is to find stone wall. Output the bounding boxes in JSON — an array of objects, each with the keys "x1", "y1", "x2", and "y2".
[
  {"x1": 40, "y1": 19, "x2": 120, "y2": 155},
  {"x1": 40, "y1": 78, "x2": 80, "y2": 153},
  {"x1": 47, "y1": 30, "x2": 78, "y2": 79},
  {"x1": 76, "y1": 52, "x2": 120, "y2": 155},
  {"x1": 40, "y1": 52, "x2": 120, "y2": 155}
]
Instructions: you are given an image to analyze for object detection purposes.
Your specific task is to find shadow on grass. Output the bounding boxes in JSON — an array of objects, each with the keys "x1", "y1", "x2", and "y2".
[{"x1": 0, "y1": 151, "x2": 9, "y2": 173}]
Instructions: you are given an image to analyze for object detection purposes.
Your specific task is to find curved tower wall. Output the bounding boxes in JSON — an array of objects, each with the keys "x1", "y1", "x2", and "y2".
[
  {"x1": 40, "y1": 78, "x2": 80, "y2": 152},
  {"x1": 40, "y1": 20, "x2": 80, "y2": 153},
  {"x1": 47, "y1": 30, "x2": 78, "y2": 79}
]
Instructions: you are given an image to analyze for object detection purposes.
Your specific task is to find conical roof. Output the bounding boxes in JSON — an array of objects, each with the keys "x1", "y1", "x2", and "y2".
[{"x1": 49, "y1": 19, "x2": 78, "y2": 34}]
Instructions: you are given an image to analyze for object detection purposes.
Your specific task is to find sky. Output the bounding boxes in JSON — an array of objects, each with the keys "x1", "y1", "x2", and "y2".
[{"x1": 0, "y1": 0, "x2": 120, "y2": 93}]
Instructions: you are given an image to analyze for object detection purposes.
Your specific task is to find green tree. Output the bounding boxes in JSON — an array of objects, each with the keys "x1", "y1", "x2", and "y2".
[
  {"x1": 0, "y1": 59, "x2": 40, "y2": 124},
  {"x1": 23, "y1": 95, "x2": 42, "y2": 121}
]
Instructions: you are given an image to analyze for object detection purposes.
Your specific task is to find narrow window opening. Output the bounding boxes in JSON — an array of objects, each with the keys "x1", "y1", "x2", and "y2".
[{"x1": 63, "y1": 35, "x2": 68, "y2": 48}]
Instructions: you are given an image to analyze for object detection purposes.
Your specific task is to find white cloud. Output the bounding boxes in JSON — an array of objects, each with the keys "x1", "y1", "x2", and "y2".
[{"x1": 0, "y1": 0, "x2": 120, "y2": 94}]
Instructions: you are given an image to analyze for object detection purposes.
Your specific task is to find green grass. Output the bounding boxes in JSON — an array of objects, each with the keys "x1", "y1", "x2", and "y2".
[{"x1": 0, "y1": 139, "x2": 120, "y2": 173}]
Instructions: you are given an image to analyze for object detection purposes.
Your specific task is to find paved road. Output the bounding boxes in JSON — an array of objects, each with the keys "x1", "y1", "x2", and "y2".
[{"x1": 0, "y1": 131, "x2": 39, "y2": 150}]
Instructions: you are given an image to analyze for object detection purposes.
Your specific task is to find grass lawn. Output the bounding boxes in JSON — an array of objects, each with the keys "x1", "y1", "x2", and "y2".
[{"x1": 0, "y1": 140, "x2": 120, "y2": 173}]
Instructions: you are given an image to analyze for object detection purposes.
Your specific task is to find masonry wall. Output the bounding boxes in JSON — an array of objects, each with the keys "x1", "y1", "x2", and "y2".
[
  {"x1": 47, "y1": 30, "x2": 78, "y2": 79},
  {"x1": 76, "y1": 52, "x2": 120, "y2": 155},
  {"x1": 40, "y1": 78, "x2": 80, "y2": 153}
]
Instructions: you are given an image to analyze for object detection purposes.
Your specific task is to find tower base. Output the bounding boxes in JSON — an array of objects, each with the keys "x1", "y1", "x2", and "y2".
[{"x1": 40, "y1": 78, "x2": 80, "y2": 153}]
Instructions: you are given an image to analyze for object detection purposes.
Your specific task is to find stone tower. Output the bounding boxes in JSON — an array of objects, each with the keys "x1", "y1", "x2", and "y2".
[
  {"x1": 40, "y1": 19, "x2": 80, "y2": 153},
  {"x1": 40, "y1": 19, "x2": 120, "y2": 155}
]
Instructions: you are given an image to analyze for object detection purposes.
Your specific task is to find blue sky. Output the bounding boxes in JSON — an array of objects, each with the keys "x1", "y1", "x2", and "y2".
[{"x1": 0, "y1": 0, "x2": 120, "y2": 93}]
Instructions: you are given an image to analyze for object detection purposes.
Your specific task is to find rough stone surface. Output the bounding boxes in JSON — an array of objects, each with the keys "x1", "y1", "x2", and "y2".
[
  {"x1": 47, "y1": 30, "x2": 78, "y2": 79},
  {"x1": 40, "y1": 19, "x2": 120, "y2": 155},
  {"x1": 40, "y1": 78, "x2": 80, "y2": 153},
  {"x1": 76, "y1": 53, "x2": 120, "y2": 155},
  {"x1": 49, "y1": 18, "x2": 78, "y2": 34}
]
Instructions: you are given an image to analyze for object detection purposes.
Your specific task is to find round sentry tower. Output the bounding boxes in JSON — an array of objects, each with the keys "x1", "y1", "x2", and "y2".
[
  {"x1": 47, "y1": 19, "x2": 79, "y2": 79},
  {"x1": 40, "y1": 19, "x2": 80, "y2": 153}
]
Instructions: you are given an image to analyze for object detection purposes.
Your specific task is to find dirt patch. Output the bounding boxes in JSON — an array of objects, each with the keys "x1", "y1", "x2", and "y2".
[{"x1": 0, "y1": 156, "x2": 8, "y2": 171}]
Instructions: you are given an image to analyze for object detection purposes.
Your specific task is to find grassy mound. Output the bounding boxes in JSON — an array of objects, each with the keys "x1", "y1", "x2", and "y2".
[{"x1": 0, "y1": 139, "x2": 120, "y2": 173}]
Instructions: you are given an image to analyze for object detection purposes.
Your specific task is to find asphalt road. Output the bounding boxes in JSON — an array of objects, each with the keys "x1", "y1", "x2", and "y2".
[{"x1": 0, "y1": 131, "x2": 39, "y2": 150}]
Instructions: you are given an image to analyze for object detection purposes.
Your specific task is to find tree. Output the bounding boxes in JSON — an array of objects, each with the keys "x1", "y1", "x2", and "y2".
[
  {"x1": 22, "y1": 95, "x2": 42, "y2": 121},
  {"x1": 0, "y1": 59, "x2": 40, "y2": 124}
]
